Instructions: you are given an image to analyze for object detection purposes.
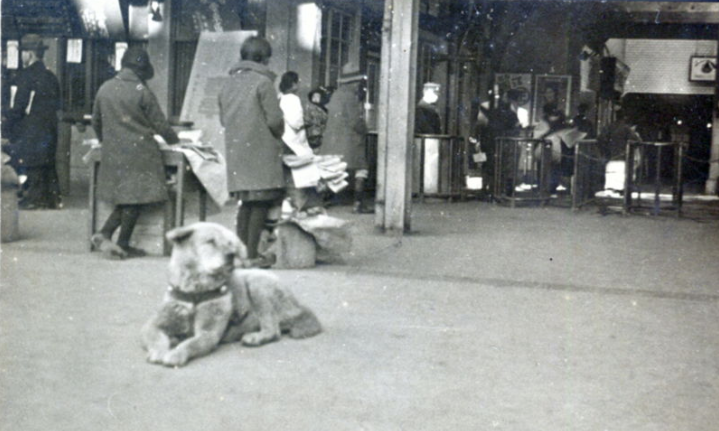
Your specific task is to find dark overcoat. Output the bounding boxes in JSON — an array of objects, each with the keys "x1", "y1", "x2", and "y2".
[
  {"x1": 92, "y1": 68, "x2": 178, "y2": 205},
  {"x1": 218, "y1": 60, "x2": 285, "y2": 193},
  {"x1": 415, "y1": 101, "x2": 441, "y2": 134},
  {"x1": 320, "y1": 83, "x2": 368, "y2": 170},
  {"x1": 597, "y1": 119, "x2": 641, "y2": 161},
  {"x1": 4, "y1": 61, "x2": 60, "y2": 167}
]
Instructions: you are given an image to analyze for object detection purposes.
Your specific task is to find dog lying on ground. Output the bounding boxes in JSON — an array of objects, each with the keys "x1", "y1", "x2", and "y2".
[{"x1": 141, "y1": 222, "x2": 322, "y2": 367}]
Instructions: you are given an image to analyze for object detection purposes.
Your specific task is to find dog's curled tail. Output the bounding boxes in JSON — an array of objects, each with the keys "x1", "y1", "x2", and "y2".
[{"x1": 289, "y1": 307, "x2": 322, "y2": 339}]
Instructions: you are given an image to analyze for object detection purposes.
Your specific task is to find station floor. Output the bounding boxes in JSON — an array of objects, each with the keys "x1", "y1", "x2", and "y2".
[{"x1": 1, "y1": 191, "x2": 718, "y2": 431}]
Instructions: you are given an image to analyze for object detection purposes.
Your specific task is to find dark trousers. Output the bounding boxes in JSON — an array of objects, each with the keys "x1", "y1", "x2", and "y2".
[
  {"x1": 236, "y1": 200, "x2": 275, "y2": 259},
  {"x1": 100, "y1": 205, "x2": 143, "y2": 248},
  {"x1": 21, "y1": 164, "x2": 61, "y2": 207}
]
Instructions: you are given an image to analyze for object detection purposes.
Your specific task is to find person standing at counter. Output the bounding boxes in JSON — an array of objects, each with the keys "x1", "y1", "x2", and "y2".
[
  {"x1": 91, "y1": 47, "x2": 179, "y2": 259},
  {"x1": 219, "y1": 36, "x2": 285, "y2": 267}
]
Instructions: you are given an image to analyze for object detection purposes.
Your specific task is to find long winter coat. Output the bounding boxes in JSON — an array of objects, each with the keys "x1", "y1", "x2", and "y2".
[
  {"x1": 4, "y1": 61, "x2": 60, "y2": 168},
  {"x1": 218, "y1": 60, "x2": 285, "y2": 194},
  {"x1": 92, "y1": 68, "x2": 179, "y2": 205},
  {"x1": 321, "y1": 84, "x2": 368, "y2": 170}
]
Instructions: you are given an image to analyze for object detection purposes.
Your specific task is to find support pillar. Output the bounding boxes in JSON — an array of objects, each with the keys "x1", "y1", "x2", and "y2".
[
  {"x1": 708, "y1": 117, "x2": 719, "y2": 195},
  {"x1": 709, "y1": 29, "x2": 719, "y2": 195},
  {"x1": 374, "y1": 0, "x2": 419, "y2": 233}
]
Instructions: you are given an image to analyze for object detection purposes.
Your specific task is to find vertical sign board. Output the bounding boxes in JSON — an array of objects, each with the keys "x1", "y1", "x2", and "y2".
[
  {"x1": 6, "y1": 41, "x2": 19, "y2": 69},
  {"x1": 180, "y1": 31, "x2": 256, "y2": 156}
]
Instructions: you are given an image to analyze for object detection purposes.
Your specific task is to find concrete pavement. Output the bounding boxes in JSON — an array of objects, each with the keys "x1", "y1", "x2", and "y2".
[{"x1": 1, "y1": 197, "x2": 718, "y2": 431}]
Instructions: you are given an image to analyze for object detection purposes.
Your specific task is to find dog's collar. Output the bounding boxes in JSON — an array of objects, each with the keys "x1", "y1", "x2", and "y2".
[{"x1": 168, "y1": 285, "x2": 229, "y2": 305}]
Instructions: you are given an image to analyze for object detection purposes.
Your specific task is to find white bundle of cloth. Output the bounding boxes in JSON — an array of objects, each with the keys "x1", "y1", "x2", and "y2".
[{"x1": 282, "y1": 154, "x2": 349, "y2": 193}]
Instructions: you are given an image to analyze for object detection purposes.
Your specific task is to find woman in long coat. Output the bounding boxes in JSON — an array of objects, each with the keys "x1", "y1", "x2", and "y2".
[
  {"x1": 218, "y1": 36, "x2": 285, "y2": 266},
  {"x1": 91, "y1": 47, "x2": 178, "y2": 259}
]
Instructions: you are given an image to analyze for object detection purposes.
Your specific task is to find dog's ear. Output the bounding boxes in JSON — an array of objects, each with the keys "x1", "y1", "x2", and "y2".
[{"x1": 166, "y1": 225, "x2": 195, "y2": 243}]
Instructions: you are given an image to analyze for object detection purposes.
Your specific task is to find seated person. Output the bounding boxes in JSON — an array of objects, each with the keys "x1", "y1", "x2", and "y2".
[{"x1": 533, "y1": 103, "x2": 570, "y2": 192}]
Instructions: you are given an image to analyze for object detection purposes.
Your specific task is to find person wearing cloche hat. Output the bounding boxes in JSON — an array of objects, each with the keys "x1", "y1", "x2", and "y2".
[
  {"x1": 90, "y1": 47, "x2": 179, "y2": 259},
  {"x1": 3, "y1": 34, "x2": 62, "y2": 210}
]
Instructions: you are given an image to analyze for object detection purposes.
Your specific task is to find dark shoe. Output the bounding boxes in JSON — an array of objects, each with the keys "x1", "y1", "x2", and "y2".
[
  {"x1": 47, "y1": 198, "x2": 63, "y2": 210},
  {"x1": 19, "y1": 200, "x2": 42, "y2": 210},
  {"x1": 91, "y1": 234, "x2": 127, "y2": 260},
  {"x1": 247, "y1": 252, "x2": 276, "y2": 269},
  {"x1": 120, "y1": 246, "x2": 147, "y2": 258},
  {"x1": 19, "y1": 203, "x2": 38, "y2": 210},
  {"x1": 353, "y1": 201, "x2": 374, "y2": 214},
  {"x1": 305, "y1": 206, "x2": 327, "y2": 216},
  {"x1": 90, "y1": 233, "x2": 107, "y2": 250}
]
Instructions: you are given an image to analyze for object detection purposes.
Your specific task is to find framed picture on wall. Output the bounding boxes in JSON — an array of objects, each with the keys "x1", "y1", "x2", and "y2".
[
  {"x1": 532, "y1": 75, "x2": 572, "y2": 124},
  {"x1": 689, "y1": 56, "x2": 716, "y2": 82}
]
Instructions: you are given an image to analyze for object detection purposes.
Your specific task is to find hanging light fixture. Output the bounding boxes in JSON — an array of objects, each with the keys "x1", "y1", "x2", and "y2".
[
  {"x1": 701, "y1": 59, "x2": 715, "y2": 74},
  {"x1": 150, "y1": 1, "x2": 162, "y2": 22}
]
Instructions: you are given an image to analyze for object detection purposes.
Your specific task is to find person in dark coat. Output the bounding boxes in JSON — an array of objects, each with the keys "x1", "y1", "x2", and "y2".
[
  {"x1": 303, "y1": 86, "x2": 329, "y2": 150},
  {"x1": 571, "y1": 103, "x2": 595, "y2": 139},
  {"x1": 3, "y1": 34, "x2": 61, "y2": 210},
  {"x1": 91, "y1": 47, "x2": 179, "y2": 259},
  {"x1": 218, "y1": 36, "x2": 285, "y2": 267},
  {"x1": 415, "y1": 82, "x2": 442, "y2": 135},
  {"x1": 321, "y1": 73, "x2": 371, "y2": 213},
  {"x1": 475, "y1": 89, "x2": 522, "y2": 196}
]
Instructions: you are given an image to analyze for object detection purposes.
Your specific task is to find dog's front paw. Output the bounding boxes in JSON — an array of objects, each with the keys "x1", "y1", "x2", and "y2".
[
  {"x1": 241, "y1": 332, "x2": 275, "y2": 347},
  {"x1": 147, "y1": 349, "x2": 167, "y2": 364},
  {"x1": 162, "y1": 349, "x2": 189, "y2": 367}
]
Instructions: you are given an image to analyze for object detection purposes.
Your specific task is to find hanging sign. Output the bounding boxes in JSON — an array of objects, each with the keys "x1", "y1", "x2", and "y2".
[
  {"x1": 6, "y1": 40, "x2": 19, "y2": 69},
  {"x1": 114, "y1": 42, "x2": 127, "y2": 71},
  {"x1": 67, "y1": 39, "x2": 83, "y2": 63}
]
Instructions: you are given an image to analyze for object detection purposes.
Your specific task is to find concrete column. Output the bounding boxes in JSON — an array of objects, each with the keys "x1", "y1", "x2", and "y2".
[
  {"x1": 709, "y1": 30, "x2": 719, "y2": 195},
  {"x1": 708, "y1": 117, "x2": 719, "y2": 195},
  {"x1": 375, "y1": 0, "x2": 419, "y2": 233}
]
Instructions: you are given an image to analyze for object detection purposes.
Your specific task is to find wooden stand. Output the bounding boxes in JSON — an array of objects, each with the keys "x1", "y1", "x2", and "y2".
[{"x1": 88, "y1": 149, "x2": 208, "y2": 255}]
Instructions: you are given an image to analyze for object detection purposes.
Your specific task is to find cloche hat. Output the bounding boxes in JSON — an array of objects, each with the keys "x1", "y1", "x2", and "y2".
[{"x1": 121, "y1": 46, "x2": 155, "y2": 81}]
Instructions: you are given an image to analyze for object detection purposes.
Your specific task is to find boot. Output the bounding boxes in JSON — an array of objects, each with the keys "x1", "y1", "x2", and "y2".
[{"x1": 353, "y1": 177, "x2": 374, "y2": 214}]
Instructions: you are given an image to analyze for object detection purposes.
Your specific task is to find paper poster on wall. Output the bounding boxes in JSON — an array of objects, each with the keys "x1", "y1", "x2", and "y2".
[
  {"x1": 67, "y1": 39, "x2": 83, "y2": 63},
  {"x1": 175, "y1": 0, "x2": 242, "y2": 38},
  {"x1": 114, "y1": 42, "x2": 127, "y2": 71},
  {"x1": 532, "y1": 75, "x2": 572, "y2": 125},
  {"x1": 180, "y1": 31, "x2": 257, "y2": 156},
  {"x1": 689, "y1": 56, "x2": 716, "y2": 82},
  {"x1": 6, "y1": 41, "x2": 19, "y2": 69}
]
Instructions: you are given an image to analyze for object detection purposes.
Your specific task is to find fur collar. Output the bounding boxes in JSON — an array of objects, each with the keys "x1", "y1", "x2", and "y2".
[{"x1": 228, "y1": 60, "x2": 276, "y2": 81}]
